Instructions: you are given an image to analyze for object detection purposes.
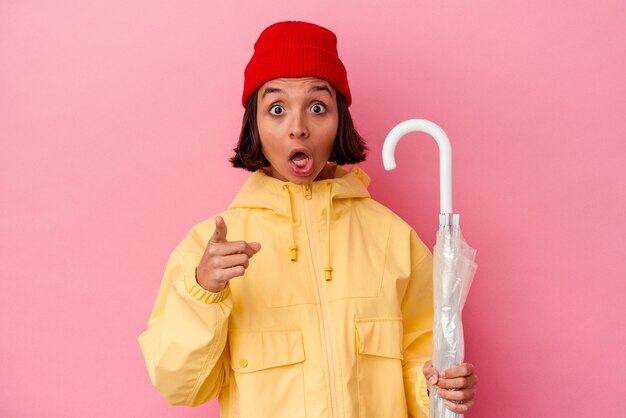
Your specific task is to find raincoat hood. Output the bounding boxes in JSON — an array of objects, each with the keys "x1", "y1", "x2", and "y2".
[{"x1": 229, "y1": 165, "x2": 371, "y2": 280}]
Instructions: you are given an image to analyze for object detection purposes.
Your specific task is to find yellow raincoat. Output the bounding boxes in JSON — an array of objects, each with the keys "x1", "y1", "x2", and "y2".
[{"x1": 139, "y1": 166, "x2": 433, "y2": 417}]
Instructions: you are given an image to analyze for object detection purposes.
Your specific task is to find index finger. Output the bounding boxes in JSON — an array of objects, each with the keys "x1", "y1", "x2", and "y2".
[
  {"x1": 210, "y1": 216, "x2": 228, "y2": 244},
  {"x1": 441, "y1": 363, "x2": 474, "y2": 379}
]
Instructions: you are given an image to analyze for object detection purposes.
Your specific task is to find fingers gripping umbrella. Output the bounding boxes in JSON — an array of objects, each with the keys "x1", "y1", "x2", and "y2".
[{"x1": 383, "y1": 119, "x2": 478, "y2": 418}]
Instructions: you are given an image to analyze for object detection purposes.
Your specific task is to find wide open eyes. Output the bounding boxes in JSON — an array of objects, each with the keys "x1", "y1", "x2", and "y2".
[
  {"x1": 310, "y1": 103, "x2": 326, "y2": 114},
  {"x1": 268, "y1": 103, "x2": 327, "y2": 116},
  {"x1": 269, "y1": 105, "x2": 284, "y2": 116}
]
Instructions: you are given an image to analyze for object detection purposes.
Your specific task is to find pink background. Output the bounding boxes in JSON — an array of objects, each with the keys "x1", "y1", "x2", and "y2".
[{"x1": 1, "y1": 1, "x2": 625, "y2": 417}]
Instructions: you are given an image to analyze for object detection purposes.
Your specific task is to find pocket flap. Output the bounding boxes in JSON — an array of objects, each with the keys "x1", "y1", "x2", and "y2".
[
  {"x1": 355, "y1": 318, "x2": 403, "y2": 360},
  {"x1": 230, "y1": 328, "x2": 305, "y2": 373}
]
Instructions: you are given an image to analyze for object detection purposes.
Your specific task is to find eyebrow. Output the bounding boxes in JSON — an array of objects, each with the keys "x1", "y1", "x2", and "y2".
[
  {"x1": 309, "y1": 85, "x2": 333, "y2": 97},
  {"x1": 261, "y1": 87, "x2": 283, "y2": 99},
  {"x1": 261, "y1": 84, "x2": 334, "y2": 99}
]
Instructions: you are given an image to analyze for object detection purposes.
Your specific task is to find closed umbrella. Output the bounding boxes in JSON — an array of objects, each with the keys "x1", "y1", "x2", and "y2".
[{"x1": 382, "y1": 119, "x2": 478, "y2": 418}]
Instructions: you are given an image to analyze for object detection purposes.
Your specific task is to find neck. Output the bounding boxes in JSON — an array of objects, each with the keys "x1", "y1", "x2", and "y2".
[{"x1": 315, "y1": 163, "x2": 338, "y2": 180}]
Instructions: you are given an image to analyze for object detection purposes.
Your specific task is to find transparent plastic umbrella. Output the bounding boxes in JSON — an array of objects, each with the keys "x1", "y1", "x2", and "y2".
[{"x1": 383, "y1": 119, "x2": 478, "y2": 418}]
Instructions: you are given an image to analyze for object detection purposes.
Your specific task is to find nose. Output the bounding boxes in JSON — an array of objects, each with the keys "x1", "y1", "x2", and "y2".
[{"x1": 289, "y1": 111, "x2": 309, "y2": 139}]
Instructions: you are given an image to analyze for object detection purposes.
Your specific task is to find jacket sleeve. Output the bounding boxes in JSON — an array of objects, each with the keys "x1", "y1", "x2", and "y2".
[
  {"x1": 402, "y1": 229, "x2": 434, "y2": 418},
  {"x1": 138, "y1": 224, "x2": 233, "y2": 406}
]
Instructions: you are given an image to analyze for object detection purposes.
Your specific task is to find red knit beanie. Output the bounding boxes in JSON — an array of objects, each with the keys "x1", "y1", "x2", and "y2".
[{"x1": 242, "y1": 21, "x2": 352, "y2": 108}]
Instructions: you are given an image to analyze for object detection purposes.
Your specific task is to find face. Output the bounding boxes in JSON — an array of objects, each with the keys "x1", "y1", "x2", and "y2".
[{"x1": 256, "y1": 77, "x2": 339, "y2": 185}]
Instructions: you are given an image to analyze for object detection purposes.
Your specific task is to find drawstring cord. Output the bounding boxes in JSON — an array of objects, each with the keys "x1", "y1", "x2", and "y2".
[
  {"x1": 283, "y1": 182, "x2": 333, "y2": 281},
  {"x1": 282, "y1": 184, "x2": 298, "y2": 261},
  {"x1": 324, "y1": 183, "x2": 333, "y2": 281}
]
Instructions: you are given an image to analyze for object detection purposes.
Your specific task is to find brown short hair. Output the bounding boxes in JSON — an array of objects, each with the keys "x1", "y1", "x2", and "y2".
[{"x1": 230, "y1": 90, "x2": 367, "y2": 171}]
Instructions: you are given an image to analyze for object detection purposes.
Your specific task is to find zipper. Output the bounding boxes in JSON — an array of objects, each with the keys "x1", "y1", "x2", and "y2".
[{"x1": 303, "y1": 184, "x2": 341, "y2": 418}]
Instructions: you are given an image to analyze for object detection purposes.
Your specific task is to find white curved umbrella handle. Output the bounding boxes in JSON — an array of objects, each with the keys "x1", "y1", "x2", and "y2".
[{"x1": 382, "y1": 119, "x2": 453, "y2": 215}]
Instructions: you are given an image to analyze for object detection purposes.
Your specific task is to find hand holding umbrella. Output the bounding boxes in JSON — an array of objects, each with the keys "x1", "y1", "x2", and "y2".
[{"x1": 423, "y1": 360, "x2": 478, "y2": 414}]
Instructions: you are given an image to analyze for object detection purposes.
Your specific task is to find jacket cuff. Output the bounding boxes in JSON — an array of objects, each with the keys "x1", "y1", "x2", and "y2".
[{"x1": 184, "y1": 270, "x2": 231, "y2": 304}]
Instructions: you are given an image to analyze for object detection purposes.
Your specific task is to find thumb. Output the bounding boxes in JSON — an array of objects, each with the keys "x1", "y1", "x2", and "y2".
[
  {"x1": 210, "y1": 216, "x2": 228, "y2": 243},
  {"x1": 248, "y1": 242, "x2": 262, "y2": 254},
  {"x1": 423, "y1": 360, "x2": 439, "y2": 386}
]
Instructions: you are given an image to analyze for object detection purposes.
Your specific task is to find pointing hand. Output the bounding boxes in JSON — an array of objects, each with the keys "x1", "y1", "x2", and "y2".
[{"x1": 195, "y1": 216, "x2": 261, "y2": 292}]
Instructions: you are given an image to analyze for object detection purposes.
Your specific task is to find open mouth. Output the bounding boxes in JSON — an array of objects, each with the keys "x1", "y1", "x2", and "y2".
[
  {"x1": 290, "y1": 151, "x2": 311, "y2": 167},
  {"x1": 288, "y1": 150, "x2": 314, "y2": 176}
]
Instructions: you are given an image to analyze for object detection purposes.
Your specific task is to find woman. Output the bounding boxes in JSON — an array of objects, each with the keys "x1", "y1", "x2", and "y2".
[{"x1": 139, "y1": 21, "x2": 477, "y2": 417}]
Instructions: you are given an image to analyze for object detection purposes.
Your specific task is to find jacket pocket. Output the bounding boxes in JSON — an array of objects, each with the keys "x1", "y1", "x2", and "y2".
[
  {"x1": 229, "y1": 328, "x2": 306, "y2": 418},
  {"x1": 355, "y1": 318, "x2": 407, "y2": 418}
]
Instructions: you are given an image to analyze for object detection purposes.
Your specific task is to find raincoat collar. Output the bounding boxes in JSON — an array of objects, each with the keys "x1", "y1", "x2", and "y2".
[
  {"x1": 229, "y1": 164, "x2": 371, "y2": 213},
  {"x1": 229, "y1": 165, "x2": 371, "y2": 281}
]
